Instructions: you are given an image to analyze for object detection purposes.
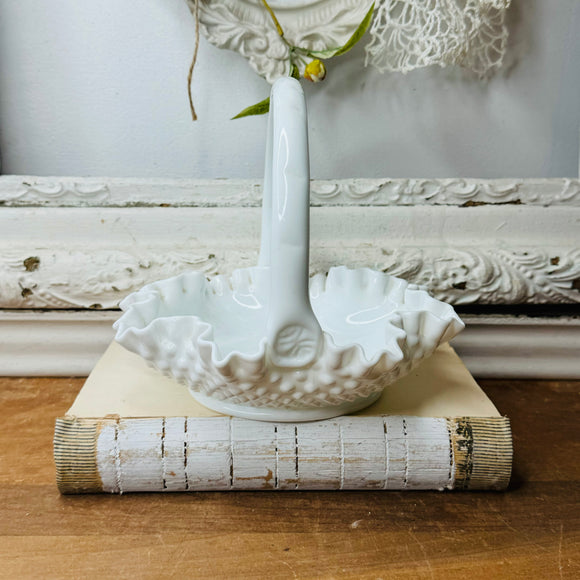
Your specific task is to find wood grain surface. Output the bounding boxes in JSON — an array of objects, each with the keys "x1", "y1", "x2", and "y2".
[{"x1": 0, "y1": 376, "x2": 578, "y2": 579}]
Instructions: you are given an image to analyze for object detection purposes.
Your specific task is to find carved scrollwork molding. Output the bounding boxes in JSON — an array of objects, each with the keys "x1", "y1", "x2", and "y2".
[
  {"x1": 1, "y1": 179, "x2": 111, "y2": 205},
  {"x1": 0, "y1": 250, "x2": 218, "y2": 309},
  {"x1": 1, "y1": 177, "x2": 578, "y2": 310},
  {"x1": 378, "y1": 247, "x2": 580, "y2": 305},
  {"x1": 309, "y1": 178, "x2": 580, "y2": 206},
  {"x1": 1, "y1": 177, "x2": 579, "y2": 207},
  {"x1": 1, "y1": 246, "x2": 578, "y2": 309}
]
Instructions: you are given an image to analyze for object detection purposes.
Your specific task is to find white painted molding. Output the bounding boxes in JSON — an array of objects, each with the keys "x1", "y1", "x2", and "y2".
[
  {"x1": 1, "y1": 200, "x2": 579, "y2": 307},
  {"x1": 0, "y1": 176, "x2": 580, "y2": 309},
  {"x1": 1, "y1": 176, "x2": 579, "y2": 207},
  {"x1": 0, "y1": 311, "x2": 116, "y2": 376},
  {"x1": 452, "y1": 316, "x2": 580, "y2": 379},
  {"x1": 0, "y1": 177, "x2": 578, "y2": 310},
  {"x1": 1, "y1": 311, "x2": 578, "y2": 379},
  {"x1": 1, "y1": 243, "x2": 579, "y2": 309}
]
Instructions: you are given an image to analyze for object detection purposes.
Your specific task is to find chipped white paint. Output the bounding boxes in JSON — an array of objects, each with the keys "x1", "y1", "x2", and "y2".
[
  {"x1": 382, "y1": 417, "x2": 452, "y2": 490},
  {"x1": 97, "y1": 415, "x2": 456, "y2": 492},
  {"x1": 1, "y1": 177, "x2": 579, "y2": 308},
  {"x1": 341, "y1": 417, "x2": 386, "y2": 489},
  {"x1": 1, "y1": 176, "x2": 579, "y2": 207},
  {"x1": 117, "y1": 418, "x2": 164, "y2": 493},
  {"x1": 231, "y1": 420, "x2": 278, "y2": 490},
  {"x1": 404, "y1": 417, "x2": 452, "y2": 490},
  {"x1": 273, "y1": 424, "x2": 298, "y2": 490},
  {"x1": 185, "y1": 417, "x2": 232, "y2": 490},
  {"x1": 162, "y1": 417, "x2": 189, "y2": 492},
  {"x1": 95, "y1": 421, "x2": 120, "y2": 494},
  {"x1": 2, "y1": 242, "x2": 578, "y2": 309}
]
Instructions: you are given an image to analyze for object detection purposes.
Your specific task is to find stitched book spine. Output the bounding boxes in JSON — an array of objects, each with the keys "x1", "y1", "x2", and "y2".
[{"x1": 54, "y1": 415, "x2": 512, "y2": 494}]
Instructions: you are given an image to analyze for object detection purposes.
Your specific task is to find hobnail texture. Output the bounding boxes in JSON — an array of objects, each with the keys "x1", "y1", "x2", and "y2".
[{"x1": 114, "y1": 266, "x2": 464, "y2": 411}]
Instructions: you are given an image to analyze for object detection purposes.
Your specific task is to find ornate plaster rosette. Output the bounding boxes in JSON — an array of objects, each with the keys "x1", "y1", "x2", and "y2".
[{"x1": 193, "y1": 0, "x2": 373, "y2": 83}]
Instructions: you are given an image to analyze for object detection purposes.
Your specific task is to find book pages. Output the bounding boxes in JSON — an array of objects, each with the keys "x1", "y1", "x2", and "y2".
[{"x1": 67, "y1": 342, "x2": 500, "y2": 419}]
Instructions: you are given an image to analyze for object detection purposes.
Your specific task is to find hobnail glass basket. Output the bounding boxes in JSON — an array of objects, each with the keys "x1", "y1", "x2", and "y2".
[{"x1": 114, "y1": 78, "x2": 464, "y2": 421}]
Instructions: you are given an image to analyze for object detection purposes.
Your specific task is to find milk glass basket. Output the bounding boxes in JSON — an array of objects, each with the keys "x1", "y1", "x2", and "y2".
[{"x1": 114, "y1": 78, "x2": 464, "y2": 422}]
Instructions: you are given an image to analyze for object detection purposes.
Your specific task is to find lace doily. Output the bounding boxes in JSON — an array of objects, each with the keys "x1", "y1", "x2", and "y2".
[{"x1": 365, "y1": 0, "x2": 512, "y2": 76}]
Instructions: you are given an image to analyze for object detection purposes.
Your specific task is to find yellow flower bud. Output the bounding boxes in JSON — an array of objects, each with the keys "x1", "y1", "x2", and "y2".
[{"x1": 304, "y1": 59, "x2": 327, "y2": 82}]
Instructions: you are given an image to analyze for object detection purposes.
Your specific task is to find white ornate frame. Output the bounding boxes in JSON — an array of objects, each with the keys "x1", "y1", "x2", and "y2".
[
  {"x1": 1, "y1": 176, "x2": 578, "y2": 378},
  {"x1": 1, "y1": 176, "x2": 579, "y2": 308}
]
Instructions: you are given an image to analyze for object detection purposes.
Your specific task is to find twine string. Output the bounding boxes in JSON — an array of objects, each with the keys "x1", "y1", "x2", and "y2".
[{"x1": 187, "y1": 0, "x2": 200, "y2": 121}]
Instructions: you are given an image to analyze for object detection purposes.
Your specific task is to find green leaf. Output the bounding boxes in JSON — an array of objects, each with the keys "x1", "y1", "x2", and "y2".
[
  {"x1": 290, "y1": 64, "x2": 300, "y2": 80},
  {"x1": 309, "y1": 2, "x2": 375, "y2": 60},
  {"x1": 232, "y1": 96, "x2": 270, "y2": 119}
]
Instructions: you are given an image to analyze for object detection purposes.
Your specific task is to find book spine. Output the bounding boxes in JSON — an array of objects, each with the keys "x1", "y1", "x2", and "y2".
[{"x1": 54, "y1": 416, "x2": 512, "y2": 494}]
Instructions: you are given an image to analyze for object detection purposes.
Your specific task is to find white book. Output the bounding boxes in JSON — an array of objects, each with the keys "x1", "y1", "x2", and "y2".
[{"x1": 55, "y1": 342, "x2": 512, "y2": 493}]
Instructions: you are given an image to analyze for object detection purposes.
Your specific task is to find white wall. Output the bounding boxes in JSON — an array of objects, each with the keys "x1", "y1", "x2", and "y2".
[{"x1": 0, "y1": 0, "x2": 579, "y2": 179}]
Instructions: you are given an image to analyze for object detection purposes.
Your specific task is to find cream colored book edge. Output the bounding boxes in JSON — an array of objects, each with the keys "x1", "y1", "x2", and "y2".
[{"x1": 54, "y1": 343, "x2": 512, "y2": 494}]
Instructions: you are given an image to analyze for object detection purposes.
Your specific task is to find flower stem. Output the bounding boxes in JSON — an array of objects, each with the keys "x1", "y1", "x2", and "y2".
[{"x1": 261, "y1": 0, "x2": 284, "y2": 38}]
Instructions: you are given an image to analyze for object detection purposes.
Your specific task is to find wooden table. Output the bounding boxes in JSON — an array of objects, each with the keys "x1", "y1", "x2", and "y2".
[{"x1": 0, "y1": 377, "x2": 578, "y2": 579}]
